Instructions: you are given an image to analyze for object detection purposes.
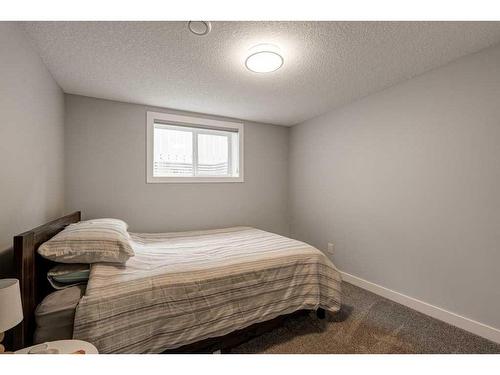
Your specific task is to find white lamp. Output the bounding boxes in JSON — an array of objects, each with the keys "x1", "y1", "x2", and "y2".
[{"x1": 0, "y1": 279, "x2": 23, "y2": 353}]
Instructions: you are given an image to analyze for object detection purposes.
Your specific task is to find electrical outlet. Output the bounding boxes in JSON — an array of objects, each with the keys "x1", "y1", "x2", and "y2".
[{"x1": 327, "y1": 242, "x2": 334, "y2": 255}]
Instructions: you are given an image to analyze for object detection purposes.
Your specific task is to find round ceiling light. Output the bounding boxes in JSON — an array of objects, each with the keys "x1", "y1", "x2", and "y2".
[
  {"x1": 245, "y1": 44, "x2": 284, "y2": 73},
  {"x1": 188, "y1": 21, "x2": 211, "y2": 36}
]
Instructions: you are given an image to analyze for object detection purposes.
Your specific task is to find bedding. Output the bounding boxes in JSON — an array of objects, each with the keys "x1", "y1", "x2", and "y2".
[
  {"x1": 34, "y1": 285, "x2": 86, "y2": 344},
  {"x1": 47, "y1": 264, "x2": 90, "y2": 290},
  {"x1": 38, "y1": 218, "x2": 134, "y2": 264},
  {"x1": 73, "y1": 227, "x2": 342, "y2": 353}
]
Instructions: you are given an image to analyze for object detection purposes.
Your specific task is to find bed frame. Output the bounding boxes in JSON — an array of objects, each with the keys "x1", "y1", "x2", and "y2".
[
  {"x1": 12, "y1": 211, "x2": 82, "y2": 350},
  {"x1": 12, "y1": 211, "x2": 326, "y2": 353}
]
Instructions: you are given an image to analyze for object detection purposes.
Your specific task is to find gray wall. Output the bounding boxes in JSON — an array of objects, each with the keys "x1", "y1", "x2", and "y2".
[
  {"x1": 289, "y1": 43, "x2": 500, "y2": 329},
  {"x1": 0, "y1": 22, "x2": 65, "y2": 277},
  {"x1": 64, "y1": 95, "x2": 289, "y2": 235}
]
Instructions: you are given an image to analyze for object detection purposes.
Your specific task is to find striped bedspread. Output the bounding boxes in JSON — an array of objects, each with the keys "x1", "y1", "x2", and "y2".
[{"x1": 73, "y1": 227, "x2": 342, "y2": 353}]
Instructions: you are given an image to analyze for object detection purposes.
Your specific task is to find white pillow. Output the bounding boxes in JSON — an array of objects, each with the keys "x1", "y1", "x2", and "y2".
[{"x1": 38, "y1": 218, "x2": 134, "y2": 264}]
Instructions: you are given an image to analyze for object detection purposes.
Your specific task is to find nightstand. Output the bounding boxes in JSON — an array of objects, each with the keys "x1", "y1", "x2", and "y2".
[{"x1": 15, "y1": 340, "x2": 98, "y2": 354}]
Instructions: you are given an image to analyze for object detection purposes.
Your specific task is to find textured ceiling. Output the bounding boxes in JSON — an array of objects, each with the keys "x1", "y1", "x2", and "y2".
[{"x1": 22, "y1": 21, "x2": 500, "y2": 126}]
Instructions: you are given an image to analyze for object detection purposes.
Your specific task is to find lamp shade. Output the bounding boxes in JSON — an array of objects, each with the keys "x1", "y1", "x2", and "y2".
[{"x1": 0, "y1": 279, "x2": 23, "y2": 332}]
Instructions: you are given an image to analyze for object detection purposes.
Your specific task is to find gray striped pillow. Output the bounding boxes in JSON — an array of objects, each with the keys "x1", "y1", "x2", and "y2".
[{"x1": 38, "y1": 218, "x2": 134, "y2": 264}]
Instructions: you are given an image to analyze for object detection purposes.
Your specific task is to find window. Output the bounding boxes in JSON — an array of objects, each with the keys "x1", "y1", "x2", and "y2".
[{"x1": 147, "y1": 111, "x2": 243, "y2": 183}]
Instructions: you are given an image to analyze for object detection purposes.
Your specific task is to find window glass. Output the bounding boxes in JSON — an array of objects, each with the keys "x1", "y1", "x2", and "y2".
[
  {"x1": 153, "y1": 127, "x2": 193, "y2": 177},
  {"x1": 197, "y1": 133, "x2": 229, "y2": 176}
]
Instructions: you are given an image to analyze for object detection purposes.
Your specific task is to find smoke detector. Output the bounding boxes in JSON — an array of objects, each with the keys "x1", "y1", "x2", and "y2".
[{"x1": 188, "y1": 21, "x2": 211, "y2": 36}]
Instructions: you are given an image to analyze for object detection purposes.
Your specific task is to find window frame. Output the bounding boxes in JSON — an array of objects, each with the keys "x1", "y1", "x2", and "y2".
[{"x1": 146, "y1": 111, "x2": 244, "y2": 183}]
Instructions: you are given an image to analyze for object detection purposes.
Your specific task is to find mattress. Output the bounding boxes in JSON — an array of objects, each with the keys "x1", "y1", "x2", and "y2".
[
  {"x1": 73, "y1": 227, "x2": 342, "y2": 353},
  {"x1": 34, "y1": 285, "x2": 86, "y2": 344}
]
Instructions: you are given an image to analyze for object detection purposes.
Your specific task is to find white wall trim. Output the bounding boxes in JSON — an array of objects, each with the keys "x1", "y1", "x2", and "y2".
[{"x1": 340, "y1": 271, "x2": 500, "y2": 344}]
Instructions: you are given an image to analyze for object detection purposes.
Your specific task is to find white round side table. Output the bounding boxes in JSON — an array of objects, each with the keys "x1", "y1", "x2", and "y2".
[{"x1": 15, "y1": 339, "x2": 98, "y2": 354}]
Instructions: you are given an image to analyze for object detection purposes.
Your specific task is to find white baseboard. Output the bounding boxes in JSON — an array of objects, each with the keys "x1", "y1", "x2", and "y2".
[{"x1": 340, "y1": 271, "x2": 500, "y2": 344}]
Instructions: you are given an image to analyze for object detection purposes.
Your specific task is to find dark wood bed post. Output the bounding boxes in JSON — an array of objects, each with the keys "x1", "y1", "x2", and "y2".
[
  {"x1": 12, "y1": 211, "x2": 81, "y2": 350},
  {"x1": 316, "y1": 308, "x2": 326, "y2": 319},
  {"x1": 12, "y1": 232, "x2": 35, "y2": 350}
]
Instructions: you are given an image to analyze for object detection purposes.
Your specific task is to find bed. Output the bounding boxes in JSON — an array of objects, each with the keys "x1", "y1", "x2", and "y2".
[{"x1": 13, "y1": 212, "x2": 342, "y2": 353}]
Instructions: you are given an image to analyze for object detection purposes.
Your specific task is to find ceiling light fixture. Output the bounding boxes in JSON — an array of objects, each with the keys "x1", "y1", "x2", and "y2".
[
  {"x1": 245, "y1": 44, "x2": 284, "y2": 73},
  {"x1": 188, "y1": 21, "x2": 211, "y2": 36}
]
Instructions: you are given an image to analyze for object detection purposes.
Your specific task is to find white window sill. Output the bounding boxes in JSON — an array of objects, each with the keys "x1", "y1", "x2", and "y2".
[{"x1": 146, "y1": 176, "x2": 244, "y2": 184}]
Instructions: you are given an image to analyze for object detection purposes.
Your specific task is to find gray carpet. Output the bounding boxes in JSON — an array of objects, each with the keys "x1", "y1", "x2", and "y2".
[{"x1": 232, "y1": 282, "x2": 500, "y2": 354}]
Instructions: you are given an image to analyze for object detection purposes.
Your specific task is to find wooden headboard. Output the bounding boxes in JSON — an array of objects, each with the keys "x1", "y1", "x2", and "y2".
[{"x1": 12, "y1": 211, "x2": 81, "y2": 350}]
